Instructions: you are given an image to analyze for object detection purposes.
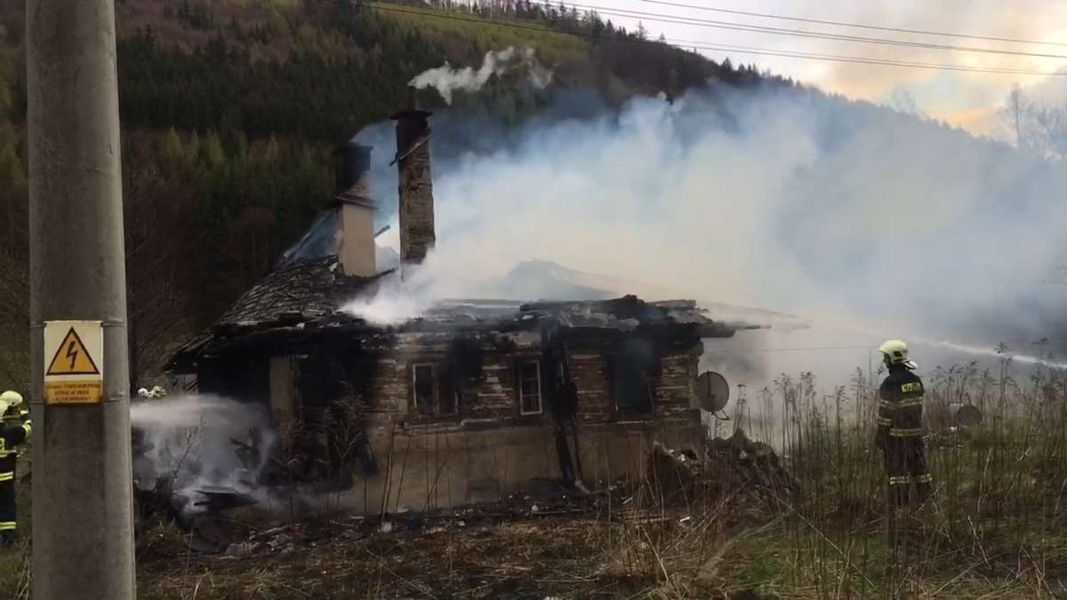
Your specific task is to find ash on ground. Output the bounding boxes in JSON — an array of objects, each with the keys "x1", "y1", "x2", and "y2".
[{"x1": 139, "y1": 432, "x2": 795, "y2": 558}]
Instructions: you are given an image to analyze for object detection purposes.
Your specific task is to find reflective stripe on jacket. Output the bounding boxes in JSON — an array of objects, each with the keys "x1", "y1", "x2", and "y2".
[{"x1": 877, "y1": 366, "x2": 925, "y2": 441}]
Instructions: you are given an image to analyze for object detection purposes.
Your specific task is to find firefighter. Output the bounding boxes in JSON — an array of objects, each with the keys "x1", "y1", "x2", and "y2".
[
  {"x1": 875, "y1": 340, "x2": 932, "y2": 508},
  {"x1": 0, "y1": 399, "x2": 28, "y2": 468},
  {"x1": 137, "y1": 386, "x2": 166, "y2": 400},
  {"x1": 1, "y1": 398, "x2": 27, "y2": 427},
  {"x1": 0, "y1": 390, "x2": 30, "y2": 548}
]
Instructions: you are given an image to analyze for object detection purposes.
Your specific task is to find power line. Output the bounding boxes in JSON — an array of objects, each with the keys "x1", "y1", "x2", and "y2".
[
  {"x1": 547, "y1": 1, "x2": 1067, "y2": 61},
  {"x1": 372, "y1": 4, "x2": 1067, "y2": 78},
  {"x1": 676, "y1": 41, "x2": 1067, "y2": 77},
  {"x1": 640, "y1": 0, "x2": 1067, "y2": 49}
]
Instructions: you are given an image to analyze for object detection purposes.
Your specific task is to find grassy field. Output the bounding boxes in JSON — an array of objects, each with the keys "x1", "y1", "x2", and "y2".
[
  {"x1": 368, "y1": 2, "x2": 590, "y2": 66},
  {"x1": 713, "y1": 357, "x2": 1067, "y2": 598},
  {"x1": 2, "y1": 355, "x2": 1067, "y2": 599}
]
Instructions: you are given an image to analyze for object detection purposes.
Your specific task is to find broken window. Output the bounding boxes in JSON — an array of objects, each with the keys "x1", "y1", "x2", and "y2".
[
  {"x1": 610, "y1": 339, "x2": 658, "y2": 415},
  {"x1": 411, "y1": 363, "x2": 460, "y2": 417},
  {"x1": 438, "y1": 373, "x2": 460, "y2": 416},
  {"x1": 412, "y1": 364, "x2": 436, "y2": 416},
  {"x1": 295, "y1": 353, "x2": 346, "y2": 428},
  {"x1": 518, "y1": 360, "x2": 543, "y2": 415},
  {"x1": 342, "y1": 352, "x2": 379, "y2": 410}
]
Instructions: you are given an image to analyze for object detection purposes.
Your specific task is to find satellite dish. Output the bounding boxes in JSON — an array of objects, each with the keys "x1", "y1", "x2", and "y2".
[{"x1": 696, "y1": 371, "x2": 730, "y2": 412}]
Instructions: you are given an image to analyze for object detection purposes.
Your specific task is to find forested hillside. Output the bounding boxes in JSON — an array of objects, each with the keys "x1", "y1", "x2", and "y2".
[{"x1": 0, "y1": 0, "x2": 770, "y2": 388}]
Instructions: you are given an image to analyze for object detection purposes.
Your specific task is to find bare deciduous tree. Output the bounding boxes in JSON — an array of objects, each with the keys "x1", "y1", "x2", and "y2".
[{"x1": 998, "y1": 85, "x2": 1067, "y2": 161}]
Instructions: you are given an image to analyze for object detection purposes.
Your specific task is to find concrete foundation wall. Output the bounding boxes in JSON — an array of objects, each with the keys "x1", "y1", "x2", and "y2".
[{"x1": 326, "y1": 416, "x2": 703, "y2": 515}]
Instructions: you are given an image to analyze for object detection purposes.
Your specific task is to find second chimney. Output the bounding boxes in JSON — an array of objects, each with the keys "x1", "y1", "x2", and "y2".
[
  {"x1": 391, "y1": 88, "x2": 436, "y2": 266},
  {"x1": 332, "y1": 141, "x2": 376, "y2": 277}
]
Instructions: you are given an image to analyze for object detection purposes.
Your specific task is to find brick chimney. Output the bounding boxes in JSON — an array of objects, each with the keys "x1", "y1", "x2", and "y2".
[
  {"x1": 391, "y1": 87, "x2": 435, "y2": 266},
  {"x1": 332, "y1": 141, "x2": 376, "y2": 277}
]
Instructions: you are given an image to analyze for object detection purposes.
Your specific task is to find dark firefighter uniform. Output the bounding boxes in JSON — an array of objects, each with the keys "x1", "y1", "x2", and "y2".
[
  {"x1": 876, "y1": 363, "x2": 932, "y2": 507},
  {"x1": 0, "y1": 409, "x2": 29, "y2": 546}
]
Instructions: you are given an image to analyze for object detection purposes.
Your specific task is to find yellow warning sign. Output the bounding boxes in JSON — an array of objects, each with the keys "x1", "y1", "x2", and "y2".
[
  {"x1": 46, "y1": 328, "x2": 100, "y2": 376},
  {"x1": 43, "y1": 321, "x2": 104, "y2": 405}
]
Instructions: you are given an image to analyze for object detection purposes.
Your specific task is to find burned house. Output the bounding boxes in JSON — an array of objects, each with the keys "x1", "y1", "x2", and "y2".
[{"x1": 167, "y1": 95, "x2": 756, "y2": 513}]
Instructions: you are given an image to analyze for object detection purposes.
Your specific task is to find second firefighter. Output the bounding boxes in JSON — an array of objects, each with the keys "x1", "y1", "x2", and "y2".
[{"x1": 876, "y1": 340, "x2": 932, "y2": 508}]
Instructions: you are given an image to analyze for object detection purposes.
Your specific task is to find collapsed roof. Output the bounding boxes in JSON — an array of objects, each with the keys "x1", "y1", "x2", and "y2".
[{"x1": 167, "y1": 255, "x2": 762, "y2": 372}]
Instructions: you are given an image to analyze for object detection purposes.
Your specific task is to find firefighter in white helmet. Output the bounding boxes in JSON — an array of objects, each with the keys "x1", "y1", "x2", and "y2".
[
  {"x1": 876, "y1": 340, "x2": 932, "y2": 508},
  {"x1": 137, "y1": 386, "x2": 166, "y2": 400},
  {"x1": 0, "y1": 391, "x2": 30, "y2": 547}
]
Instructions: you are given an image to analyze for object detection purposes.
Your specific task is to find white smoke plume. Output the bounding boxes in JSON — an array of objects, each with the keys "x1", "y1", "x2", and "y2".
[
  {"x1": 349, "y1": 82, "x2": 1067, "y2": 387},
  {"x1": 131, "y1": 395, "x2": 275, "y2": 514},
  {"x1": 341, "y1": 271, "x2": 434, "y2": 326},
  {"x1": 409, "y1": 46, "x2": 553, "y2": 104},
  {"x1": 342, "y1": 253, "x2": 556, "y2": 326}
]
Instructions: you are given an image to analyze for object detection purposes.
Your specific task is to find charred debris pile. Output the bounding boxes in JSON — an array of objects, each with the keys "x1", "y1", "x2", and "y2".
[{"x1": 648, "y1": 431, "x2": 798, "y2": 513}]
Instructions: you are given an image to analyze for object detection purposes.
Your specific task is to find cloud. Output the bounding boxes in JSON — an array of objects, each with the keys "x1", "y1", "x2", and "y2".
[{"x1": 605, "y1": 0, "x2": 1067, "y2": 135}]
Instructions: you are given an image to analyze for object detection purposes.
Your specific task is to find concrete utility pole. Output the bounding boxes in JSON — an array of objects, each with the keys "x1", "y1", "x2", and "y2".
[{"x1": 26, "y1": 0, "x2": 136, "y2": 598}]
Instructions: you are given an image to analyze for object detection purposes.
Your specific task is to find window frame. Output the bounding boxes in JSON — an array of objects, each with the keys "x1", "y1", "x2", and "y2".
[
  {"x1": 608, "y1": 351, "x2": 657, "y2": 417},
  {"x1": 411, "y1": 363, "x2": 437, "y2": 416},
  {"x1": 517, "y1": 359, "x2": 544, "y2": 416},
  {"x1": 410, "y1": 362, "x2": 462, "y2": 418}
]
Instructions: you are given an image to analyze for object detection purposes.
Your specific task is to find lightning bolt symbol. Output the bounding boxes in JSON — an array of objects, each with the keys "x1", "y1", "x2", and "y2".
[{"x1": 66, "y1": 340, "x2": 78, "y2": 371}]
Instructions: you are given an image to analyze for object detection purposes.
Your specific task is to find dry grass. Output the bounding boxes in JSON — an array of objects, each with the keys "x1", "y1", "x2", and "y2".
[
  {"x1": 138, "y1": 517, "x2": 696, "y2": 599},
  {"x1": 7, "y1": 354, "x2": 1067, "y2": 598},
  {"x1": 0, "y1": 540, "x2": 30, "y2": 600},
  {"x1": 714, "y1": 354, "x2": 1067, "y2": 599}
]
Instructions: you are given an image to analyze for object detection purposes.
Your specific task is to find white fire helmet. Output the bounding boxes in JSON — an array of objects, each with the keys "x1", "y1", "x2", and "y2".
[
  {"x1": 0, "y1": 391, "x2": 21, "y2": 418},
  {"x1": 879, "y1": 339, "x2": 918, "y2": 369}
]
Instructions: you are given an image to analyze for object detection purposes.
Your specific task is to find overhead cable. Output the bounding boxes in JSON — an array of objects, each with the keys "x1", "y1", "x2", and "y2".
[
  {"x1": 370, "y1": 4, "x2": 1067, "y2": 77},
  {"x1": 544, "y1": 1, "x2": 1067, "y2": 61},
  {"x1": 640, "y1": 0, "x2": 1067, "y2": 48}
]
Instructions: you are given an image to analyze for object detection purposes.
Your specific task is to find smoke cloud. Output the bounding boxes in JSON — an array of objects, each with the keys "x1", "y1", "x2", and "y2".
[
  {"x1": 409, "y1": 46, "x2": 553, "y2": 104},
  {"x1": 131, "y1": 395, "x2": 275, "y2": 514},
  {"x1": 348, "y1": 81, "x2": 1067, "y2": 386}
]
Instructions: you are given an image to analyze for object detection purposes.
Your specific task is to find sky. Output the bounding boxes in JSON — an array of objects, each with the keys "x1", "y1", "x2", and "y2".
[{"x1": 593, "y1": 0, "x2": 1067, "y2": 137}]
